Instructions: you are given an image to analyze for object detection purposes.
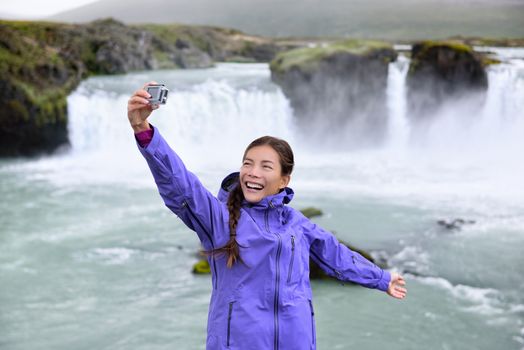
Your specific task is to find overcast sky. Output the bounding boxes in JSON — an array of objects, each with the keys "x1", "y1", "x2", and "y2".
[
  {"x1": 0, "y1": 0, "x2": 100, "y2": 18},
  {"x1": 1, "y1": 0, "x2": 522, "y2": 20}
]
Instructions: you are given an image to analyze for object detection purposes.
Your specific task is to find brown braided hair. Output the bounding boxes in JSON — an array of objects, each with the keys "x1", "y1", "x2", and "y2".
[{"x1": 205, "y1": 136, "x2": 294, "y2": 268}]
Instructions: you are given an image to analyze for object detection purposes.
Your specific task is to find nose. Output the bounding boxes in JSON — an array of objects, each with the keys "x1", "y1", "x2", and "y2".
[{"x1": 247, "y1": 165, "x2": 261, "y2": 178}]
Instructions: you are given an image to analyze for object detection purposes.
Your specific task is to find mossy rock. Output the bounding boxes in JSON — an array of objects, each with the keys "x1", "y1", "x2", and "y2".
[
  {"x1": 192, "y1": 259, "x2": 211, "y2": 274},
  {"x1": 406, "y1": 40, "x2": 489, "y2": 122},
  {"x1": 269, "y1": 39, "x2": 397, "y2": 147},
  {"x1": 0, "y1": 23, "x2": 73, "y2": 155},
  {"x1": 409, "y1": 40, "x2": 484, "y2": 73},
  {"x1": 300, "y1": 207, "x2": 323, "y2": 219},
  {"x1": 270, "y1": 39, "x2": 396, "y2": 76}
]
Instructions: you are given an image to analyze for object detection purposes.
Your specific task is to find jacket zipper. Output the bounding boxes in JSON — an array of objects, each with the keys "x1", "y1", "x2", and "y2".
[
  {"x1": 310, "y1": 249, "x2": 343, "y2": 280},
  {"x1": 227, "y1": 301, "x2": 235, "y2": 347},
  {"x1": 266, "y1": 201, "x2": 282, "y2": 350},
  {"x1": 182, "y1": 201, "x2": 218, "y2": 290},
  {"x1": 308, "y1": 299, "x2": 315, "y2": 344},
  {"x1": 287, "y1": 235, "x2": 295, "y2": 283}
]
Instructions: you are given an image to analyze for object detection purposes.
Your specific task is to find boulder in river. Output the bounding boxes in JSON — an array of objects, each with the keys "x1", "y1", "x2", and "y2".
[
  {"x1": 300, "y1": 207, "x2": 323, "y2": 219},
  {"x1": 437, "y1": 218, "x2": 476, "y2": 231}
]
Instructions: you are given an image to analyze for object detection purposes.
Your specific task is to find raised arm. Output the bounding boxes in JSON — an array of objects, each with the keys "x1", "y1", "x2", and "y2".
[{"x1": 127, "y1": 82, "x2": 229, "y2": 251}]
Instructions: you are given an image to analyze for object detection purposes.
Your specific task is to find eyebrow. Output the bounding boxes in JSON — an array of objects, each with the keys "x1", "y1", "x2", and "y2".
[{"x1": 244, "y1": 158, "x2": 275, "y2": 164}]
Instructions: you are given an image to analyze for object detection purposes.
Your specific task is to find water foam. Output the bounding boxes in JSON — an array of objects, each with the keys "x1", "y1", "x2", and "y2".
[{"x1": 416, "y1": 276, "x2": 505, "y2": 316}]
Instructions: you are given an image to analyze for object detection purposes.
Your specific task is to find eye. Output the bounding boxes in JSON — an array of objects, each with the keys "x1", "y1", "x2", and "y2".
[{"x1": 263, "y1": 165, "x2": 273, "y2": 170}]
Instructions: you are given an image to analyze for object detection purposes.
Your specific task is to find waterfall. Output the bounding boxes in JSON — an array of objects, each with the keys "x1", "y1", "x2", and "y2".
[{"x1": 62, "y1": 54, "x2": 524, "y2": 205}]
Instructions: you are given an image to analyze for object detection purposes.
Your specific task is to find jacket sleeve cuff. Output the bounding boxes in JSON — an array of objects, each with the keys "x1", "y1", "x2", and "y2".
[
  {"x1": 135, "y1": 127, "x2": 154, "y2": 148},
  {"x1": 377, "y1": 269, "x2": 391, "y2": 292},
  {"x1": 136, "y1": 124, "x2": 162, "y2": 156}
]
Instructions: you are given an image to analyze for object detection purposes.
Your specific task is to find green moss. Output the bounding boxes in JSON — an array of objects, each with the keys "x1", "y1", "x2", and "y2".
[
  {"x1": 151, "y1": 49, "x2": 179, "y2": 69},
  {"x1": 411, "y1": 41, "x2": 476, "y2": 70},
  {"x1": 223, "y1": 56, "x2": 257, "y2": 63},
  {"x1": 7, "y1": 100, "x2": 29, "y2": 121},
  {"x1": 300, "y1": 207, "x2": 323, "y2": 219},
  {"x1": 482, "y1": 57, "x2": 502, "y2": 66},
  {"x1": 138, "y1": 23, "x2": 180, "y2": 46},
  {"x1": 240, "y1": 41, "x2": 254, "y2": 55},
  {"x1": 417, "y1": 40, "x2": 474, "y2": 54},
  {"x1": 409, "y1": 40, "x2": 480, "y2": 75},
  {"x1": 192, "y1": 259, "x2": 211, "y2": 274},
  {"x1": 11, "y1": 79, "x2": 69, "y2": 126},
  {"x1": 270, "y1": 39, "x2": 393, "y2": 74}
]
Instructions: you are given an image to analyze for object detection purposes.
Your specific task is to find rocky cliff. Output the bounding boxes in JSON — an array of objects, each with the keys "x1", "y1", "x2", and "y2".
[
  {"x1": 0, "y1": 18, "x2": 293, "y2": 156},
  {"x1": 270, "y1": 40, "x2": 398, "y2": 147},
  {"x1": 406, "y1": 40, "x2": 490, "y2": 122}
]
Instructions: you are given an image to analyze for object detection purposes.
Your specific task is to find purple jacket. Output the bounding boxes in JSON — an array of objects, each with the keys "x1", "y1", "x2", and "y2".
[{"x1": 137, "y1": 126, "x2": 391, "y2": 349}]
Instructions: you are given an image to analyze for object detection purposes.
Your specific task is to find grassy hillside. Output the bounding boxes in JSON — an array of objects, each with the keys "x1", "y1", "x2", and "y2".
[{"x1": 47, "y1": 0, "x2": 524, "y2": 40}]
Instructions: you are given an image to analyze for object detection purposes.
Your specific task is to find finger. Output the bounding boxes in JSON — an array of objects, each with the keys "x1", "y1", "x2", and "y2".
[
  {"x1": 128, "y1": 96, "x2": 150, "y2": 105},
  {"x1": 134, "y1": 89, "x2": 151, "y2": 99},
  {"x1": 128, "y1": 101, "x2": 152, "y2": 112},
  {"x1": 393, "y1": 274, "x2": 405, "y2": 283},
  {"x1": 142, "y1": 81, "x2": 159, "y2": 90},
  {"x1": 396, "y1": 287, "x2": 407, "y2": 294},
  {"x1": 394, "y1": 290, "x2": 406, "y2": 299}
]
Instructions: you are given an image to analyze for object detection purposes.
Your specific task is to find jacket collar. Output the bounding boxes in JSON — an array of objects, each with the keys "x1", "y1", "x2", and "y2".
[
  {"x1": 243, "y1": 187, "x2": 294, "y2": 209},
  {"x1": 217, "y1": 172, "x2": 294, "y2": 209}
]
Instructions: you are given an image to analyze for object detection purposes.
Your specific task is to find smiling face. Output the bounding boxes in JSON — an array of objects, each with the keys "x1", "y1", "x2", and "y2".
[{"x1": 240, "y1": 145, "x2": 291, "y2": 203}]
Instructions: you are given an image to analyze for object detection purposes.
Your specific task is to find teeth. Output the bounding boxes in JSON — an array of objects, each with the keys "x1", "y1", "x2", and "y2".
[{"x1": 246, "y1": 182, "x2": 263, "y2": 190}]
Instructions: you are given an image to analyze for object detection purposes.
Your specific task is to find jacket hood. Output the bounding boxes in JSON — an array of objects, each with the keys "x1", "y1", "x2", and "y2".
[{"x1": 217, "y1": 172, "x2": 294, "y2": 207}]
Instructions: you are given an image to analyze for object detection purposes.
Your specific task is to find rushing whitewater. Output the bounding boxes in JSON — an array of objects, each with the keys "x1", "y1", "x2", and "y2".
[{"x1": 1, "y1": 52, "x2": 523, "y2": 350}]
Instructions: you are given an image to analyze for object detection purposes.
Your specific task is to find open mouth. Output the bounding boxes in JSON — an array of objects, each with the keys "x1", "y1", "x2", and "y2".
[{"x1": 245, "y1": 181, "x2": 264, "y2": 191}]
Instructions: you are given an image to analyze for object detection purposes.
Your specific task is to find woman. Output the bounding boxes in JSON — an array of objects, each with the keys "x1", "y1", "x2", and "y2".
[{"x1": 128, "y1": 82, "x2": 407, "y2": 350}]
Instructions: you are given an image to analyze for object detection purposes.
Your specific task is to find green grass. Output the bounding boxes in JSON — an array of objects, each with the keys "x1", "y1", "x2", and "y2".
[{"x1": 270, "y1": 39, "x2": 394, "y2": 74}]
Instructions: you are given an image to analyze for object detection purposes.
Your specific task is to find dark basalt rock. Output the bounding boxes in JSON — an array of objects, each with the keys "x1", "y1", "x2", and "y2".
[
  {"x1": 406, "y1": 41, "x2": 488, "y2": 122},
  {"x1": 270, "y1": 40, "x2": 397, "y2": 147},
  {"x1": 437, "y1": 218, "x2": 476, "y2": 231}
]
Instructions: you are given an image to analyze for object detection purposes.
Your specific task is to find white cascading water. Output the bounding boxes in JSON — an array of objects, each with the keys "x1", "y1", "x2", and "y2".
[
  {"x1": 63, "y1": 52, "x2": 524, "y2": 209},
  {"x1": 65, "y1": 64, "x2": 295, "y2": 190}
]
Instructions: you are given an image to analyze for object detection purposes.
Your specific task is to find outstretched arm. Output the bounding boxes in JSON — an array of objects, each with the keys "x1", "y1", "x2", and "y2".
[
  {"x1": 305, "y1": 219, "x2": 390, "y2": 290},
  {"x1": 303, "y1": 214, "x2": 406, "y2": 298}
]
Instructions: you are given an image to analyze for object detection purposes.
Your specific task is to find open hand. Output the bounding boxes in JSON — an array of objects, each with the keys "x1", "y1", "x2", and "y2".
[{"x1": 387, "y1": 272, "x2": 407, "y2": 299}]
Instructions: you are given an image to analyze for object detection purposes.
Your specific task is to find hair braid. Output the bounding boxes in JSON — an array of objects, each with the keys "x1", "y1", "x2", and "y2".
[
  {"x1": 204, "y1": 180, "x2": 245, "y2": 268},
  {"x1": 224, "y1": 182, "x2": 244, "y2": 267}
]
